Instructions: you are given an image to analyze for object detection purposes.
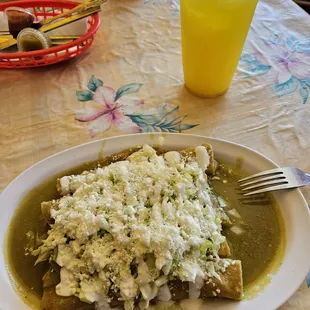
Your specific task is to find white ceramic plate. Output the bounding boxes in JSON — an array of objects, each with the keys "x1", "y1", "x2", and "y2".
[{"x1": 0, "y1": 133, "x2": 309, "y2": 310}]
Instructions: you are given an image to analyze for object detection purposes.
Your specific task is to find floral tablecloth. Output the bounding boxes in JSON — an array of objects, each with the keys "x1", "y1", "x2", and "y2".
[{"x1": 0, "y1": 0, "x2": 310, "y2": 308}]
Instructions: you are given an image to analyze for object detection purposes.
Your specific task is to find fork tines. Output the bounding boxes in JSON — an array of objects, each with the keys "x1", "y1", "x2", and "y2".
[{"x1": 238, "y1": 167, "x2": 289, "y2": 196}]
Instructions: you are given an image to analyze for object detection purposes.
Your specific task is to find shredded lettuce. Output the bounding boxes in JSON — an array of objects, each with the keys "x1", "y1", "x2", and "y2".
[
  {"x1": 200, "y1": 240, "x2": 213, "y2": 256},
  {"x1": 79, "y1": 293, "x2": 93, "y2": 304}
]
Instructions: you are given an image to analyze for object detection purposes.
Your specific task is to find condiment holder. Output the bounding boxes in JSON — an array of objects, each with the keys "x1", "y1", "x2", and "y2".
[
  {"x1": 0, "y1": 0, "x2": 102, "y2": 68},
  {"x1": 17, "y1": 28, "x2": 51, "y2": 52}
]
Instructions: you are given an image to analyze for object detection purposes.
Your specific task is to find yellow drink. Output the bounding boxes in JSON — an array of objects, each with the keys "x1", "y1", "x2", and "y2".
[{"x1": 181, "y1": 0, "x2": 259, "y2": 97}]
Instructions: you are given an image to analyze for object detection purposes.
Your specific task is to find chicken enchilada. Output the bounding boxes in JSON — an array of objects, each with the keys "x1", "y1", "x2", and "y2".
[{"x1": 6, "y1": 143, "x2": 284, "y2": 310}]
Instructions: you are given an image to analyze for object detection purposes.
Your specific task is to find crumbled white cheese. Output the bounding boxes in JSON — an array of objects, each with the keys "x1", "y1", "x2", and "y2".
[
  {"x1": 195, "y1": 146, "x2": 210, "y2": 171},
  {"x1": 164, "y1": 151, "x2": 180, "y2": 166},
  {"x1": 56, "y1": 268, "x2": 78, "y2": 296},
  {"x1": 35, "y1": 144, "x2": 228, "y2": 307},
  {"x1": 120, "y1": 275, "x2": 138, "y2": 300},
  {"x1": 157, "y1": 284, "x2": 171, "y2": 302},
  {"x1": 227, "y1": 208, "x2": 241, "y2": 219},
  {"x1": 188, "y1": 281, "x2": 202, "y2": 300},
  {"x1": 79, "y1": 277, "x2": 105, "y2": 303},
  {"x1": 138, "y1": 259, "x2": 152, "y2": 285},
  {"x1": 58, "y1": 176, "x2": 70, "y2": 195},
  {"x1": 230, "y1": 225, "x2": 245, "y2": 235}
]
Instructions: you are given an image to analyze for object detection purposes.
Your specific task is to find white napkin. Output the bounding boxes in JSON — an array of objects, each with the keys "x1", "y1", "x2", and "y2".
[{"x1": 0, "y1": 12, "x2": 8, "y2": 31}]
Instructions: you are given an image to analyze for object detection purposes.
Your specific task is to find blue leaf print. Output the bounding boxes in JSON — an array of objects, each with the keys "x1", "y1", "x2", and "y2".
[
  {"x1": 178, "y1": 123, "x2": 198, "y2": 131},
  {"x1": 76, "y1": 90, "x2": 93, "y2": 102},
  {"x1": 239, "y1": 53, "x2": 257, "y2": 63},
  {"x1": 127, "y1": 106, "x2": 198, "y2": 133},
  {"x1": 300, "y1": 85, "x2": 309, "y2": 104},
  {"x1": 164, "y1": 115, "x2": 185, "y2": 127},
  {"x1": 115, "y1": 83, "x2": 143, "y2": 101},
  {"x1": 300, "y1": 78, "x2": 310, "y2": 88},
  {"x1": 299, "y1": 78, "x2": 310, "y2": 104},
  {"x1": 153, "y1": 106, "x2": 180, "y2": 126},
  {"x1": 274, "y1": 76, "x2": 299, "y2": 97},
  {"x1": 243, "y1": 63, "x2": 271, "y2": 77},
  {"x1": 87, "y1": 75, "x2": 103, "y2": 92},
  {"x1": 128, "y1": 109, "x2": 169, "y2": 126},
  {"x1": 239, "y1": 53, "x2": 271, "y2": 77},
  {"x1": 128, "y1": 105, "x2": 171, "y2": 126},
  {"x1": 151, "y1": 105, "x2": 171, "y2": 123},
  {"x1": 286, "y1": 39, "x2": 310, "y2": 54}
]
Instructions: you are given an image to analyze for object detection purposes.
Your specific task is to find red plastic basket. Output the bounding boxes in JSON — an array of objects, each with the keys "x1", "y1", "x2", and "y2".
[{"x1": 0, "y1": 0, "x2": 100, "y2": 68}]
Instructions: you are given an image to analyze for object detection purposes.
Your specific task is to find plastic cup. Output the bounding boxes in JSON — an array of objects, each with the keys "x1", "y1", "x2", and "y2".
[{"x1": 180, "y1": 0, "x2": 259, "y2": 98}]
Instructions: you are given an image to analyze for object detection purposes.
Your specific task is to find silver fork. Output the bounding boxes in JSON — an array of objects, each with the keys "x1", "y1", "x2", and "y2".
[{"x1": 238, "y1": 167, "x2": 310, "y2": 196}]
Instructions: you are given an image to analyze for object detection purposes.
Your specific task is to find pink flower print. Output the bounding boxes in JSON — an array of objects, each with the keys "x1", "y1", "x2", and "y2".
[
  {"x1": 277, "y1": 51, "x2": 310, "y2": 81},
  {"x1": 75, "y1": 77, "x2": 198, "y2": 136},
  {"x1": 257, "y1": 46, "x2": 310, "y2": 84},
  {"x1": 240, "y1": 27, "x2": 310, "y2": 104},
  {"x1": 75, "y1": 86, "x2": 144, "y2": 137}
]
